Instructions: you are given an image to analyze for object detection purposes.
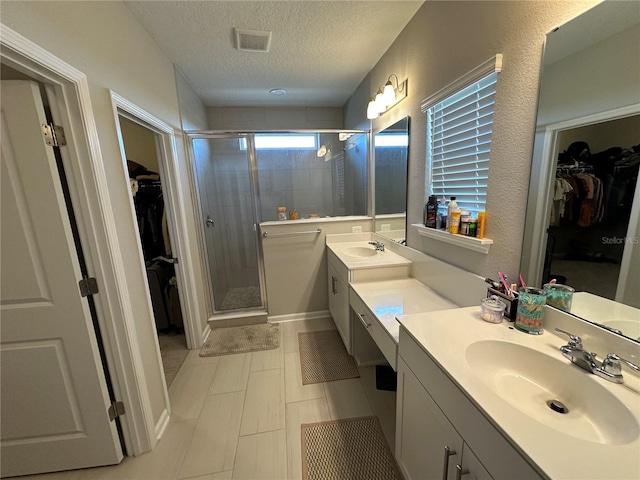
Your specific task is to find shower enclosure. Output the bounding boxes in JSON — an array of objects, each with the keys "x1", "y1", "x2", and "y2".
[{"x1": 189, "y1": 131, "x2": 368, "y2": 316}]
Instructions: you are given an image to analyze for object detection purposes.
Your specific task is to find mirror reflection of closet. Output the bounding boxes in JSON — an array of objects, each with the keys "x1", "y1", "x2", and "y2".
[
  {"x1": 547, "y1": 115, "x2": 639, "y2": 301},
  {"x1": 520, "y1": 0, "x2": 640, "y2": 343},
  {"x1": 118, "y1": 115, "x2": 187, "y2": 387}
]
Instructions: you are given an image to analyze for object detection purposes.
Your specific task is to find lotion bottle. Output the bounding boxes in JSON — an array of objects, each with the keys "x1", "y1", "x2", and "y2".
[{"x1": 448, "y1": 197, "x2": 460, "y2": 234}]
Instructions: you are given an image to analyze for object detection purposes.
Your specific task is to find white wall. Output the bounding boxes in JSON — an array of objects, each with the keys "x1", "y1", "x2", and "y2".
[
  {"x1": 174, "y1": 67, "x2": 214, "y2": 324},
  {"x1": 207, "y1": 106, "x2": 343, "y2": 130},
  {"x1": 537, "y1": 23, "x2": 640, "y2": 127},
  {"x1": 262, "y1": 218, "x2": 374, "y2": 318},
  {"x1": 345, "y1": 0, "x2": 602, "y2": 282},
  {"x1": 0, "y1": 0, "x2": 199, "y2": 430},
  {"x1": 119, "y1": 117, "x2": 159, "y2": 173}
]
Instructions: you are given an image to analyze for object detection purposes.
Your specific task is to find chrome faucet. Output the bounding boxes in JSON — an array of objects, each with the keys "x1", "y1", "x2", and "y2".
[
  {"x1": 555, "y1": 328, "x2": 639, "y2": 384},
  {"x1": 368, "y1": 241, "x2": 385, "y2": 252},
  {"x1": 556, "y1": 328, "x2": 599, "y2": 373}
]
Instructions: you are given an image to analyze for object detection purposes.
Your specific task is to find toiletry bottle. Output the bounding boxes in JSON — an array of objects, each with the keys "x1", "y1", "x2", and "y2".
[
  {"x1": 459, "y1": 210, "x2": 470, "y2": 235},
  {"x1": 447, "y1": 196, "x2": 458, "y2": 219},
  {"x1": 448, "y1": 197, "x2": 460, "y2": 234},
  {"x1": 477, "y1": 211, "x2": 486, "y2": 239},
  {"x1": 437, "y1": 196, "x2": 448, "y2": 230},
  {"x1": 425, "y1": 195, "x2": 437, "y2": 228},
  {"x1": 468, "y1": 216, "x2": 478, "y2": 237}
]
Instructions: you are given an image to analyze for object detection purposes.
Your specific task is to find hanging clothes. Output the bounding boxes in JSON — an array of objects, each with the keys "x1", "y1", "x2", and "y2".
[
  {"x1": 135, "y1": 180, "x2": 166, "y2": 260},
  {"x1": 551, "y1": 177, "x2": 573, "y2": 226}
]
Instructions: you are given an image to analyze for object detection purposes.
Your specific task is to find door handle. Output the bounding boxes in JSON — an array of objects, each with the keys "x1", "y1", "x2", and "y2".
[
  {"x1": 455, "y1": 464, "x2": 469, "y2": 480},
  {"x1": 442, "y1": 446, "x2": 457, "y2": 480},
  {"x1": 356, "y1": 312, "x2": 371, "y2": 329},
  {"x1": 331, "y1": 276, "x2": 337, "y2": 295},
  {"x1": 206, "y1": 216, "x2": 214, "y2": 227}
]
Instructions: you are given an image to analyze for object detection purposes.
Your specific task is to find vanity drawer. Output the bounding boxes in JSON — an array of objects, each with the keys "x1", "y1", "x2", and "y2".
[{"x1": 350, "y1": 289, "x2": 397, "y2": 370}]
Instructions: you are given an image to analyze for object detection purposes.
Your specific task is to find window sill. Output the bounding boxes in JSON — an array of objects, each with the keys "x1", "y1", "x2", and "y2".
[{"x1": 411, "y1": 224, "x2": 493, "y2": 254}]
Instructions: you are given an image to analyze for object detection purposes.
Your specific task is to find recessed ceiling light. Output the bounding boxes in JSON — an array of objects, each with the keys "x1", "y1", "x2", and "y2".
[{"x1": 269, "y1": 88, "x2": 287, "y2": 96}]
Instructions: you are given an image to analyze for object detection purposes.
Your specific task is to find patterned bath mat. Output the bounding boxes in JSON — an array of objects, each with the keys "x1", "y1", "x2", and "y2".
[
  {"x1": 301, "y1": 416, "x2": 401, "y2": 480},
  {"x1": 200, "y1": 323, "x2": 279, "y2": 357},
  {"x1": 298, "y1": 329, "x2": 359, "y2": 384}
]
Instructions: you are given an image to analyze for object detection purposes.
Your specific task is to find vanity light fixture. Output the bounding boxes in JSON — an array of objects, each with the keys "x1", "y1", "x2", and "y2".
[{"x1": 367, "y1": 74, "x2": 408, "y2": 119}]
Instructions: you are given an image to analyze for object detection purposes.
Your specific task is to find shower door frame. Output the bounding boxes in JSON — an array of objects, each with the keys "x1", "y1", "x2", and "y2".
[{"x1": 187, "y1": 132, "x2": 268, "y2": 316}]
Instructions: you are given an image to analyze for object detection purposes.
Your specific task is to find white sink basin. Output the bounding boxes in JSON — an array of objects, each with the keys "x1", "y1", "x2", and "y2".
[
  {"x1": 341, "y1": 246, "x2": 378, "y2": 258},
  {"x1": 465, "y1": 340, "x2": 639, "y2": 445}
]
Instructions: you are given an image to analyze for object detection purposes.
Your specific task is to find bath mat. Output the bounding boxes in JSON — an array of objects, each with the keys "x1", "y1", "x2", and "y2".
[
  {"x1": 298, "y1": 330, "x2": 359, "y2": 384},
  {"x1": 200, "y1": 323, "x2": 279, "y2": 357},
  {"x1": 301, "y1": 416, "x2": 401, "y2": 480}
]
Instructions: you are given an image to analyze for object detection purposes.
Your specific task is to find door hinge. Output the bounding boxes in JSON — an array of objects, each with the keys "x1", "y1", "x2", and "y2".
[
  {"x1": 79, "y1": 276, "x2": 99, "y2": 297},
  {"x1": 42, "y1": 123, "x2": 67, "y2": 147},
  {"x1": 108, "y1": 401, "x2": 125, "y2": 421}
]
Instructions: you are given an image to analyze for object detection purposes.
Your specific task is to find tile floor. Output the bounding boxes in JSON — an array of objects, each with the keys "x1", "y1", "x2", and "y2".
[
  {"x1": 158, "y1": 331, "x2": 189, "y2": 388},
  {"x1": 23, "y1": 317, "x2": 397, "y2": 480}
]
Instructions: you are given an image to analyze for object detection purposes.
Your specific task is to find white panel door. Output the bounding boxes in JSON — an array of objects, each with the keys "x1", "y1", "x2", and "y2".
[{"x1": 0, "y1": 80, "x2": 123, "y2": 477}]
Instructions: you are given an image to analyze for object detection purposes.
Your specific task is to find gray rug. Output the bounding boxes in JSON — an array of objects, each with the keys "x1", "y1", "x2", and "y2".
[
  {"x1": 200, "y1": 323, "x2": 280, "y2": 357},
  {"x1": 301, "y1": 416, "x2": 401, "y2": 480}
]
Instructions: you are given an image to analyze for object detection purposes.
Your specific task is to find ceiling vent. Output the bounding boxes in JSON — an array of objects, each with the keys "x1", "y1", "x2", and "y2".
[{"x1": 233, "y1": 28, "x2": 272, "y2": 53}]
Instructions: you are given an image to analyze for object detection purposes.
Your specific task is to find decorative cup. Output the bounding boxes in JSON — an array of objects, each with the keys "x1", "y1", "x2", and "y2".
[
  {"x1": 543, "y1": 283, "x2": 575, "y2": 312},
  {"x1": 515, "y1": 287, "x2": 547, "y2": 335}
]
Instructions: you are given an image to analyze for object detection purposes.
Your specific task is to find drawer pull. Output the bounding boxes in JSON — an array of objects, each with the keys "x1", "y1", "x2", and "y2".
[
  {"x1": 455, "y1": 464, "x2": 469, "y2": 480},
  {"x1": 442, "y1": 446, "x2": 456, "y2": 480},
  {"x1": 356, "y1": 312, "x2": 371, "y2": 329}
]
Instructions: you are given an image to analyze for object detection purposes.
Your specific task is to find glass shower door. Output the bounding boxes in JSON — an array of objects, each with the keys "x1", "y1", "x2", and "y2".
[{"x1": 190, "y1": 134, "x2": 265, "y2": 313}]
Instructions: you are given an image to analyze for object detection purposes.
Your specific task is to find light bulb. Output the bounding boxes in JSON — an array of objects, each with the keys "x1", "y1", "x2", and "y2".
[
  {"x1": 383, "y1": 82, "x2": 396, "y2": 106},
  {"x1": 375, "y1": 90, "x2": 386, "y2": 113},
  {"x1": 367, "y1": 99, "x2": 379, "y2": 119}
]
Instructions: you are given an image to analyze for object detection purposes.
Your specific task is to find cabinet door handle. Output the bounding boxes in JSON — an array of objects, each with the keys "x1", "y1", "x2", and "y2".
[
  {"x1": 442, "y1": 446, "x2": 457, "y2": 480},
  {"x1": 331, "y1": 276, "x2": 337, "y2": 295},
  {"x1": 356, "y1": 312, "x2": 371, "y2": 329},
  {"x1": 455, "y1": 464, "x2": 469, "y2": 480}
]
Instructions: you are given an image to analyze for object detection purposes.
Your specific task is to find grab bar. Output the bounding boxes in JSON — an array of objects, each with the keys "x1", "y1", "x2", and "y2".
[{"x1": 262, "y1": 228, "x2": 322, "y2": 238}]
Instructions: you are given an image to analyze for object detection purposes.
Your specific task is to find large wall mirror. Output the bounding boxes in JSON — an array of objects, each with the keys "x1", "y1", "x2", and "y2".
[
  {"x1": 521, "y1": 0, "x2": 640, "y2": 341},
  {"x1": 374, "y1": 116, "x2": 409, "y2": 242}
]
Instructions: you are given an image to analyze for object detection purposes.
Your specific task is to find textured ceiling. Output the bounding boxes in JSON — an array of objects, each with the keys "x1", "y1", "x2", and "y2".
[{"x1": 124, "y1": 1, "x2": 424, "y2": 107}]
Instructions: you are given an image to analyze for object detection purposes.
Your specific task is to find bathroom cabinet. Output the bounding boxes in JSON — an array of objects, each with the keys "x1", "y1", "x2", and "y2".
[
  {"x1": 396, "y1": 327, "x2": 542, "y2": 480},
  {"x1": 327, "y1": 250, "x2": 351, "y2": 353},
  {"x1": 396, "y1": 357, "x2": 492, "y2": 480}
]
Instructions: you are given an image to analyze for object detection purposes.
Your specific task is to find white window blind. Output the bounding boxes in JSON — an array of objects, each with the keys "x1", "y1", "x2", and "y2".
[{"x1": 423, "y1": 55, "x2": 501, "y2": 213}]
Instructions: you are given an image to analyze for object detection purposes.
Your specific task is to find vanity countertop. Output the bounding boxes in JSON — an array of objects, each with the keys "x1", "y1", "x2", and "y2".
[
  {"x1": 570, "y1": 292, "x2": 640, "y2": 340},
  {"x1": 398, "y1": 308, "x2": 640, "y2": 480},
  {"x1": 326, "y1": 241, "x2": 411, "y2": 270},
  {"x1": 350, "y1": 278, "x2": 457, "y2": 343}
]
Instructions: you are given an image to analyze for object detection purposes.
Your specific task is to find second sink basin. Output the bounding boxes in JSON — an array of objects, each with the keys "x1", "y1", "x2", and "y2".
[
  {"x1": 341, "y1": 246, "x2": 378, "y2": 258},
  {"x1": 465, "y1": 340, "x2": 639, "y2": 445}
]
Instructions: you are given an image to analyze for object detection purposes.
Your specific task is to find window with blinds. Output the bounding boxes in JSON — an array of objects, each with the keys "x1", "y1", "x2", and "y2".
[{"x1": 423, "y1": 55, "x2": 501, "y2": 213}]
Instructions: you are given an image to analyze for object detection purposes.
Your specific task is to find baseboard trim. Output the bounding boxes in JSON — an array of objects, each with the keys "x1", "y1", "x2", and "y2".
[
  {"x1": 154, "y1": 408, "x2": 170, "y2": 441},
  {"x1": 268, "y1": 310, "x2": 331, "y2": 323},
  {"x1": 200, "y1": 323, "x2": 211, "y2": 345}
]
